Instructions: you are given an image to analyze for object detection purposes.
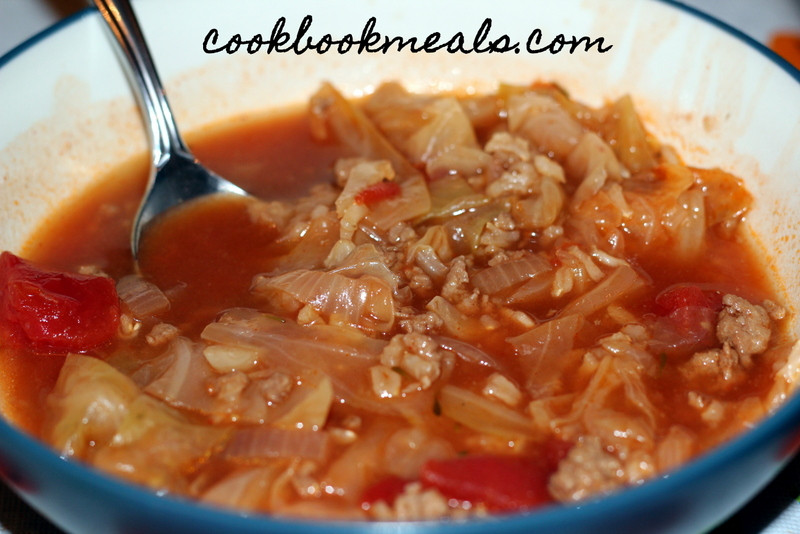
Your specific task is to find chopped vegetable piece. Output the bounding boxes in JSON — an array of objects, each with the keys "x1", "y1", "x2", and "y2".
[
  {"x1": 655, "y1": 285, "x2": 712, "y2": 314},
  {"x1": 0, "y1": 252, "x2": 120, "y2": 353},
  {"x1": 650, "y1": 285, "x2": 722, "y2": 358},
  {"x1": 355, "y1": 180, "x2": 402, "y2": 206},
  {"x1": 420, "y1": 453, "x2": 560, "y2": 511}
]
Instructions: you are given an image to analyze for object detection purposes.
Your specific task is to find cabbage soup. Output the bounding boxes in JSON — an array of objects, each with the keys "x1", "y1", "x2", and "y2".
[{"x1": 0, "y1": 81, "x2": 795, "y2": 520}]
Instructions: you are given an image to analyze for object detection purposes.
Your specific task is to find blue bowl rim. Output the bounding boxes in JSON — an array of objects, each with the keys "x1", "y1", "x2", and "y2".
[{"x1": 0, "y1": 0, "x2": 799, "y2": 531}]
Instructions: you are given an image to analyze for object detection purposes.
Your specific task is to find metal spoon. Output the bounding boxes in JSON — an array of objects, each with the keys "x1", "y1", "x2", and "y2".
[{"x1": 92, "y1": 0, "x2": 249, "y2": 258}]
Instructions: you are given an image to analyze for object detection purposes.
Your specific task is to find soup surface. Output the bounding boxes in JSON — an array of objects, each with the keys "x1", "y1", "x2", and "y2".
[{"x1": 0, "y1": 82, "x2": 796, "y2": 520}]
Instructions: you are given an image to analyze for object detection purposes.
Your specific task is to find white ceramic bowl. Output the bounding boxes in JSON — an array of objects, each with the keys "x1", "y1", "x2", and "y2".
[{"x1": 1, "y1": 1, "x2": 799, "y2": 532}]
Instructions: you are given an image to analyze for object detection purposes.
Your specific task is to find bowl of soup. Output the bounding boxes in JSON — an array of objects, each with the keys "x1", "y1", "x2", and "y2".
[{"x1": 1, "y1": 0, "x2": 800, "y2": 533}]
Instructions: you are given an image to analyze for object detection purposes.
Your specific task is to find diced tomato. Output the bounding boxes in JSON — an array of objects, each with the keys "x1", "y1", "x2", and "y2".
[
  {"x1": 655, "y1": 285, "x2": 712, "y2": 314},
  {"x1": 419, "y1": 451, "x2": 564, "y2": 512},
  {"x1": 649, "y1": 285, "x2": 722, "y2": 358},
  {"x1": 0, "y1": 251, "x2": 120, "y2": 353},
  {"x1": 354, "y1": 180, "x2": 401, "y2": 206},
  {"x1": 541, "y1": 436, "x2": 573, "y2": 467},
  {"x1": 665, "y1": 305, "x2": 717, "y2": 352},
  {"x1": 360, "y1": 475, "x2": 412, "y2": 508}
]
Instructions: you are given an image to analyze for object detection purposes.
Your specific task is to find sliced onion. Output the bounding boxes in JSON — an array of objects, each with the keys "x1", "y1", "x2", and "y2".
[
  {"x1": 505, "y1": 272, "x2": 555, "y2": 306},
  {"x1": 560, "y1": 265, "x2": 647, "y2": 318},
  {"x1": 507, "y1": 314, "x2": 584, "y2": 397},
  {"x1": 201, "y1": 309, "x2": 390, "y2": 411},
  {"x1": 424, "y1": 175, "x2": 487, "y2": 221},
  {"x1": 434, "y1": 335, "x2": 503, "y2": 370},
  {"x1": 116, "y1": 274, "x2": 170, "y2": 318},
  {"x1": 93, "y1": 395, "x2": 228, "y2": 492},
  {"x1": 367, "y1": 173, "x2": 432, "y2": 230},
  {"x1": 200, "y1": 467, "x2": 278, "y2": 511},
  {"x1": 426, "y1": 296, "x2": 485, "y2": 342},
  {"x1": 412, "y1": 245, "x2": 449, "y2": 281},
  {"x1": 405, "y1": 97, "x2": 480, "y2": 164},
  {"x1": 252, "y1": 269, "x2": 395, "y2": 334},
  {"x1": 364, "y1": 84, "x2": 480, "y2": 168},
  {"x1": 202, "y1": 309, "x2": 385, "y2": 364},
  {"x1": 443, "y1": 203, "x2": 504, "y2": 253},
  {"x1": 604, "y1": 94, "x2": 656, "y2": 173},
  {"x1": 273, "y1": 372, "x2": 334, "y2": 430},
  {"x1": 139, "y1": 337, "x2": 218, "y2": 413},
  {"x1": 45, "y1": 353, "x2": 140, "y2": 458},
  {"x1": 224, "y1": 427, "x2": 330, "y2": 462},
  {"x1": 437, "y1": 384, "x2": 533, "y2": 438},
  {"x1": 508, "y1": 314, "x2": 583, "y2": 363},
  {"x1": 471, "y1": 253, "x2": 551, "y2": 295},
  {"x1": 508, "y1": 92, "x2": 583, "y2": 161},
  {"x1": 328, "y1": 244, "x2": 400, "y2": 293},
  {"x1": 426, "y1": 145, "x2": 492, "y2": 181},
  {"x1": 310, "y1": 83, "x2": 418, "y2": 178}
]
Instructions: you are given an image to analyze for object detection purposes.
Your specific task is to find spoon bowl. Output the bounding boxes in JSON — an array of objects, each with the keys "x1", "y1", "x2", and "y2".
[{"x1": 93, "y1": 0, "x2": 249, "y2": 258}]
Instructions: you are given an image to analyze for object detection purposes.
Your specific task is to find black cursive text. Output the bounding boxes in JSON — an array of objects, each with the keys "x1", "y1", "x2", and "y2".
[{"x1": 202, "y1": 16, "x2": 612, "y2": 56}]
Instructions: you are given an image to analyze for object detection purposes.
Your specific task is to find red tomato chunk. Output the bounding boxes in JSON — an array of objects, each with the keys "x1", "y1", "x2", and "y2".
[
  {"x1": 0, "y1": 252, "x2": 120, "y2": 353},
  {"x1": 655, "y1": 284, "x2": 720, "y2": 315},
  {"x1": 420, "y1": 455, "x2": 554, "y2": 511},
  {"x1": 361, "y1": 440, "x2": 572, "y2": 512},
  {"x1": 360, "y1": 475, "x2": 412, "y2": 509},
  {"x1": 355, "y1": 180, "x2": 402, "y2": 206},
  {"x1": 650, "y1": 285, "x2": 721, "y2": 358}
]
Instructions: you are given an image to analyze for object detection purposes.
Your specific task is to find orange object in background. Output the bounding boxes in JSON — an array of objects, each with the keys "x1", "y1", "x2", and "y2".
[{"x1": 769, "y1": 32, "x2": 800, "y2": 70}]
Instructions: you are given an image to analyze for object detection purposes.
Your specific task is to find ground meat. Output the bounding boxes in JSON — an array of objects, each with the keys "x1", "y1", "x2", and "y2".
[
  {"x1": 478, "y1": 212, "x2": 520, "y2": 255},
  {"x1": 763, "y1": 299, "x2": 787, "y2": 321},
  {"x1": 716, "y1": 294, "x2": 772, "y2": 363},
  {"x1": 441, "y1": 257, "x2": 480, "y2": 314},
  {"x1": 405, "y1": 265, "x2": 435, "y2": 295},
  {"x1": 255, "y1": 371, "x2": 293, "y2": 403},
  {"x1": 379, "y1": 333, "x2": 445, "y2": 390},
  {"x1": 367, "y1": 482, "x2": 467, "y2": 521},
  {"x1": 548, "y1": 436, "x2": 625, "y2": 502},
  {"x1": 247, "y1": 199, "x2": 293, "y2": 229},
  {"x1": 680, "y1": 344, "x2": 746, "y2": 394},
  {"x1": 210, "y1": 371, "x2": 250, "y2": 419},
  {"x1": 679, "y1": 294, "x2": 777, "y2": 393},
  {"x1": 145, "y1": 322, "x2": 180, "y2": 346},
  {"x1": 441, "y1": 257, "x2": 471, "y2": 302},
  {"x1": 398, "y1": 309, "x2": 444, "y2": 334}
]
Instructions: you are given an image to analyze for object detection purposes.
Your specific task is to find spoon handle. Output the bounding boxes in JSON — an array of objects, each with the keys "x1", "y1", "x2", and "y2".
[{"x1": 92, "y1": 0, "x2": 188, "y2": 165}]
